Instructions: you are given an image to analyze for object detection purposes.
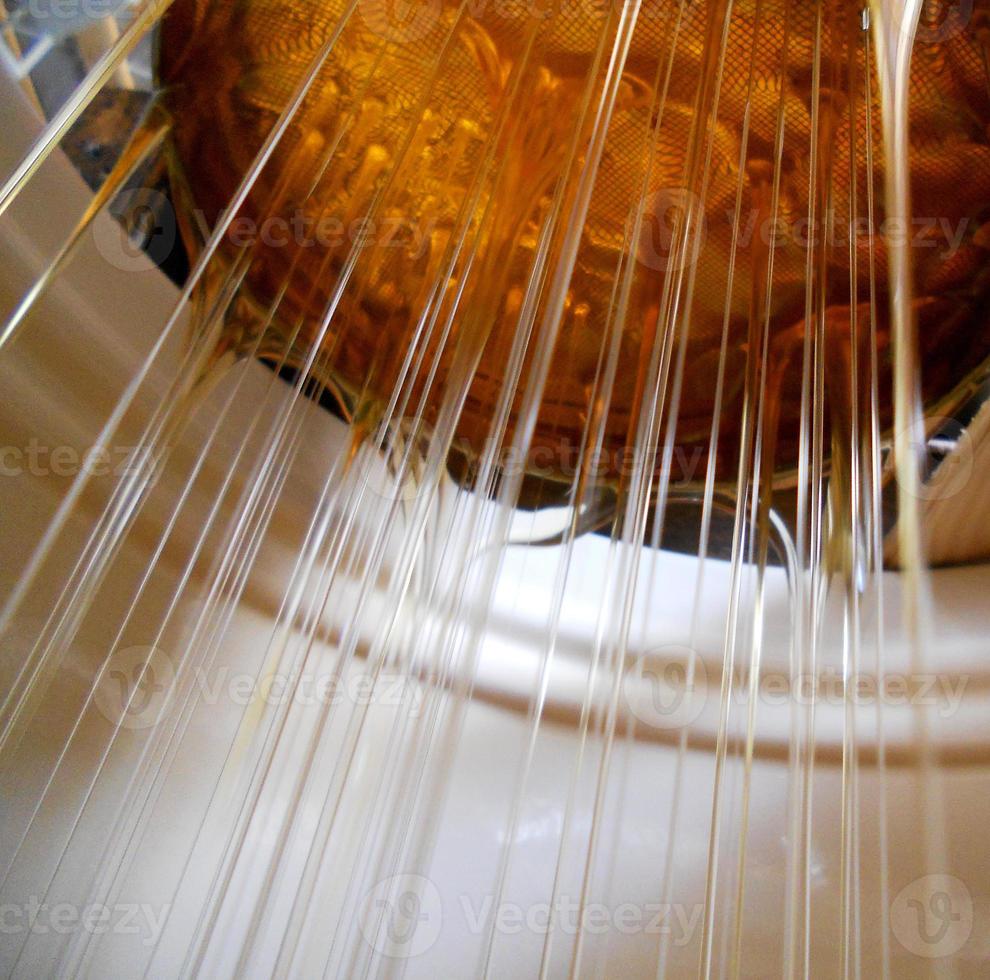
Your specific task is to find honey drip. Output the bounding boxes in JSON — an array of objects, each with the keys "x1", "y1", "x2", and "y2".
[
  {"x1": 157, "y1": 0, "x2": 990, "y2": 495},
  {"x1": 1, "y1": 1, "x2": 989, "y2": 976}
]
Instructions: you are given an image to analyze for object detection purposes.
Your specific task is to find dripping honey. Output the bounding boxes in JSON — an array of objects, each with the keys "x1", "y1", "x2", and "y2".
[{"x1": 157, "y1": 0, "x2": 990, "y2": 489}]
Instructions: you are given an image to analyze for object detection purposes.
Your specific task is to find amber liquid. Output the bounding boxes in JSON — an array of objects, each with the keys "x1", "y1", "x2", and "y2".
[{"x1": 157, "y1": 0, "x2": 990, "y2": 489}]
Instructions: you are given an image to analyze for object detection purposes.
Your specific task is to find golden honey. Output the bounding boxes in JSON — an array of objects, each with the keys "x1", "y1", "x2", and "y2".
[{"x1": 156, "y1": 0, "x2": 990, "y2": 488}]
